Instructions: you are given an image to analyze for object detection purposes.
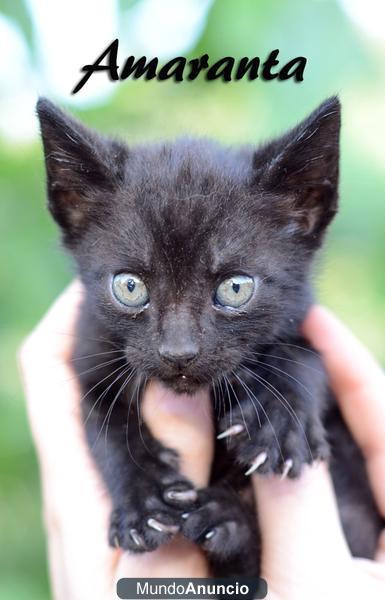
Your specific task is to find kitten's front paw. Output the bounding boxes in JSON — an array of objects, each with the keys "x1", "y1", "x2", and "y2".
[
  {"x1": 181, "y1": 487, "x2": 259, "y2": 576},
  {"x1": 109, "y1": 505, "x2": 180, "y2": 552},
  {"x1": 218, "y1": 403, "x2": 329, "y2": 478},
  {"x1": 109, "y1": 480, "x2": 198, "y2": 552}
]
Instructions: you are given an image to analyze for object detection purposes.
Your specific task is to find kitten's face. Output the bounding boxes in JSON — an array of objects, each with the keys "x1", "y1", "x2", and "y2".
[
  {"x1": 37, "y1": 98, "x2": 340, "y2": 392},
  {"x1": 70, "y1": 157, "x2": 306, "y2": 392}
]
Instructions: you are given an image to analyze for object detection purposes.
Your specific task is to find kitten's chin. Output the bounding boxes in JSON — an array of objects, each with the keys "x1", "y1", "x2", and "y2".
[{"x1": 160, "y1": 374, "x2": 202, "y2": 395}]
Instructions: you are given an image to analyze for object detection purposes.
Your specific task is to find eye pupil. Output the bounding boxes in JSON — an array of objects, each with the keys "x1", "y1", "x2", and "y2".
[
  {"x1": 232, "y1": 283, "x2": 240, "y2": 294},
  {"x1": 127, "y1": 279, "x2": 136, "y2": 293}
]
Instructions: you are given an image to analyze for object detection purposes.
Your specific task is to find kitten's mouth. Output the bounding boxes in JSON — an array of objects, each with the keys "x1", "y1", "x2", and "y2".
[{"x1": 161, "y1": 373, "x2": 202, "y2": 394}]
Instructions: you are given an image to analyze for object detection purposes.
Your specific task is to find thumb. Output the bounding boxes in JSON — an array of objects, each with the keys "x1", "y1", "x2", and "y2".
[
  {"x1": 116, "y1": 380, "x2": 214, "y2": 578},
  {"x1": 142, "y1": 380, "x2": 214, "y2": 488},
  {"x1": 252, "y1": 463, "x2": 351, "y2": 597}
]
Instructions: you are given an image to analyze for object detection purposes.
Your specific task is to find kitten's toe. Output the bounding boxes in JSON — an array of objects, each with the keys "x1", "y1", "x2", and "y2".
[
  {"x1": 243, "y1": 438, "x2": 325, "y2": 478},
  {"x1": 217, "y1": 423, "x2": 245, "y2": 439},
  {"x1": 111, "y1": 526, "x2": 146, "y2": 551},
  {"x1": 243, "y1": 445, "x2": 310, "y2": 478},
  {"x1": 219, "y1": 403, "x2": 329, "y2": 477},
  {"x1": 162, "y1": 482, "x2": 198, "y2": 508},
  {"x1": 184, "y1": 513, "x2": 248, "y2": 555},
  {"x1": 109, "y1": 507, "x2": 180, "y2": 553},
  {"x1": 244, "y1": 451, "x2": 268, "y2": 475},
  {"x1": 280, "y1": 457, "x2": 294, "y2": 479},
  {"x1": 127, "y1": 528, "x2": 146, "y2": 549},
  {"x1": 146, "y1": 516, "x2": 180, "y2": 534}
]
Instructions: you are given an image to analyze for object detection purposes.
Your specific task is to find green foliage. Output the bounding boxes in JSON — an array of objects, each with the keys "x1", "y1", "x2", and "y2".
[{"x1": 0, "y1": 0, "x2": 34, "y2": 55}]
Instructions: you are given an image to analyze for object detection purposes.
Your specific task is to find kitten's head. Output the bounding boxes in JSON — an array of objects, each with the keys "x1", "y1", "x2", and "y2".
[{"x1": 37, "y1": 97, "x2": 340, "y2": 393}]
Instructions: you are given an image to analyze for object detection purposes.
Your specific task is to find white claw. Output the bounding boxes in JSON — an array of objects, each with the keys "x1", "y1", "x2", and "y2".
[
  {"x1": 280, "y1": 458, "x2": 294, "y2": 480},
  {"x1": 129, "y1": 529, "x2": 144, "y2": 547},
  {"x1": 147, "y1": 518, "x2": 180, "y2": 534},
  {"x1": 204, "y1": 529, "x2": 216, "y2": 540},
  {"x1": 245, "y1": 451, "x2": 268, "y2": 476},
  {"x1": 113, "y1": 535, "x2": 120, "y2": 548},
  {"x1": 165, "y1": 489, "x2": 198, "y2": 502},
  {"x1": 217, "y1": 424, "x2": 244, "y2": 440}
]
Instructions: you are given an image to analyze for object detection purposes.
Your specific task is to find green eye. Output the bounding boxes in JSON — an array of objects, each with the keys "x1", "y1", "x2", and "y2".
[
  {"x1": 215, "y1": 275, "x2": 255, "y2": 308},
  {"x1": 112, "y1": 273, "x2": 149, "y2": 308}
]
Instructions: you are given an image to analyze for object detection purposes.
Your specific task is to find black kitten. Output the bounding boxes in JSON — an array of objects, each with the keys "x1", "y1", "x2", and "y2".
[{"x1": 37, "y1": 97, "x2": 382, "y2": 576}]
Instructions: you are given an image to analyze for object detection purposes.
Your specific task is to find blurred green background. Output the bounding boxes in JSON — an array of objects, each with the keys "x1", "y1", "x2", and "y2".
[{"x1": 1, "y1": 0, "x2": 384, "y2": 598}]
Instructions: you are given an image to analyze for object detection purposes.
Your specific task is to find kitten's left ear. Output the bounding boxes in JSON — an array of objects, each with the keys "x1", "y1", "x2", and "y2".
[
  {"x1": 36, "y1": 97, "x2": 128, "y2": 245},
  {"x1": 254, "y1": 96, "x2": 341, "y2": 238}
]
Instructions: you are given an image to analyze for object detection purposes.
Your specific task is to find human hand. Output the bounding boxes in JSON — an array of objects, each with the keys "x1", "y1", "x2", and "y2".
[
  {"x1": 19, "y1": 284, "x2": 385, "y2": 600},
  {"x1": 18, "y1": 281, "x2": 213, "y2": 600},
  {"x1": 251, "y1": 306, "x2": 385, "y2": 600}
]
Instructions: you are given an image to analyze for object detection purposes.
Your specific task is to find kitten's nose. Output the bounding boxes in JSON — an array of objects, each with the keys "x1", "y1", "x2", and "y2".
[{"x1": 158, "y1": 341, "x2": 199, "y2": 368}]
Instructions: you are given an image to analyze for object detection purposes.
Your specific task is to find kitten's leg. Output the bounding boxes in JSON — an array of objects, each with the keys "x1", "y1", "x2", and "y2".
[
  {"x1": 82, "y1": 390, "x2": 198, "y2": 553},
  {"x1": 73, "y1": 313, "x2": 199, "y2": 552},
  {"x1": 218, "y1": 341, "x2": 329, "y2": 478},
  {"x1": 181, "y1": 486, "x2": 260, "y2": 577}
]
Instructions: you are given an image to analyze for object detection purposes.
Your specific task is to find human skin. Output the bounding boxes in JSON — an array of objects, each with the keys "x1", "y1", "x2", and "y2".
[{"x1": 18, "y1": 282, "x2": 385, "y2": 599}]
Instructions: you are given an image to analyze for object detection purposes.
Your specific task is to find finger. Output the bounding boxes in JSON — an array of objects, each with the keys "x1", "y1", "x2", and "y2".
[
  {"x1": 302, "y1": 306, "x2": 385, "y2": 518},
  {"x1": 18, "y1": 280, "x2": 93, "y2": 478},
  {"x1": 115, "y1": 380, "x2": 213, "y2": 577},
  {"x1": 356, "y1": 557, "x2": 385, "y2": 580},
  {"x1": 19, "y1": 279, "x2": 83, "y2": 364},
  {"x1": 141, "y1": 380, "x2": 214, "y2": 487},
  {"x1": 115, "y1": 536, "x2": 210, "y2": 579},
  {"x1": 252, "y1": 463, "x2": 351, "y2": 593},
  {"x1": 18, "y1": 279, "x2": 84, "y2": 457},
  {"x1": 375, "y1": 530, "x2": 385, "y2": 564},
  {"x1": 19, "y1": 281, "x2": 118, "y2": 600}
]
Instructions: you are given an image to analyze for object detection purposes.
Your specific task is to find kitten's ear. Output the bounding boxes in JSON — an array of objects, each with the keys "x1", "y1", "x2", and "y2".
[
  {"x1": 36, "y1": 97, "x2": 127, "y2": 244},
  {"x1": 254, "y1": 96, "x2": 341, "y2": 238}
]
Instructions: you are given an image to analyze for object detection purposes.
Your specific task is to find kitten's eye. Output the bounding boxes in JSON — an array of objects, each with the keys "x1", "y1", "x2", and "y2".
[
  {"x1": 112, "y1": 273, "x2": 149, "y2": 308},
  {"x1": 215, "y1": 275, "x2": 255, "y2": 308}
]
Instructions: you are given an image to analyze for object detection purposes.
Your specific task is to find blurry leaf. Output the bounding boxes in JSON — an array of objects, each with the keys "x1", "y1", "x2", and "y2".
[
  {"x1": 118, "y1": 0, "x2": 142, "y2": 13},
  {"x1": 0, "y1": 0, "x2": 34, "y2": 56},
  {"x1": 193, "y1": 0, "x2": 375, "y2": 127}
]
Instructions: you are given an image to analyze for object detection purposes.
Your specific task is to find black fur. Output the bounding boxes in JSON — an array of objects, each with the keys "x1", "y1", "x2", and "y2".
[{"x1": 37, "y1": 97, "x2": 383, "y2": 576}]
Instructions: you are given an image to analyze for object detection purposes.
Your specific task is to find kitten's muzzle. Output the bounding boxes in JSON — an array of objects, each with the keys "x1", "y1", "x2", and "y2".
[{"x1": 158, "y1": 305, "x2": 200, "y2": 371}]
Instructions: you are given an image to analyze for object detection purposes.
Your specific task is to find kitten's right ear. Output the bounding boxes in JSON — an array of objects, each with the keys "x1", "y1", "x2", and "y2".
[
  {"x1": 253, "y1": 97, "x2": 341, "y2": 240},
  {"x1": 36, "y1": 98, "x2": 127, "y2": 244}
]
